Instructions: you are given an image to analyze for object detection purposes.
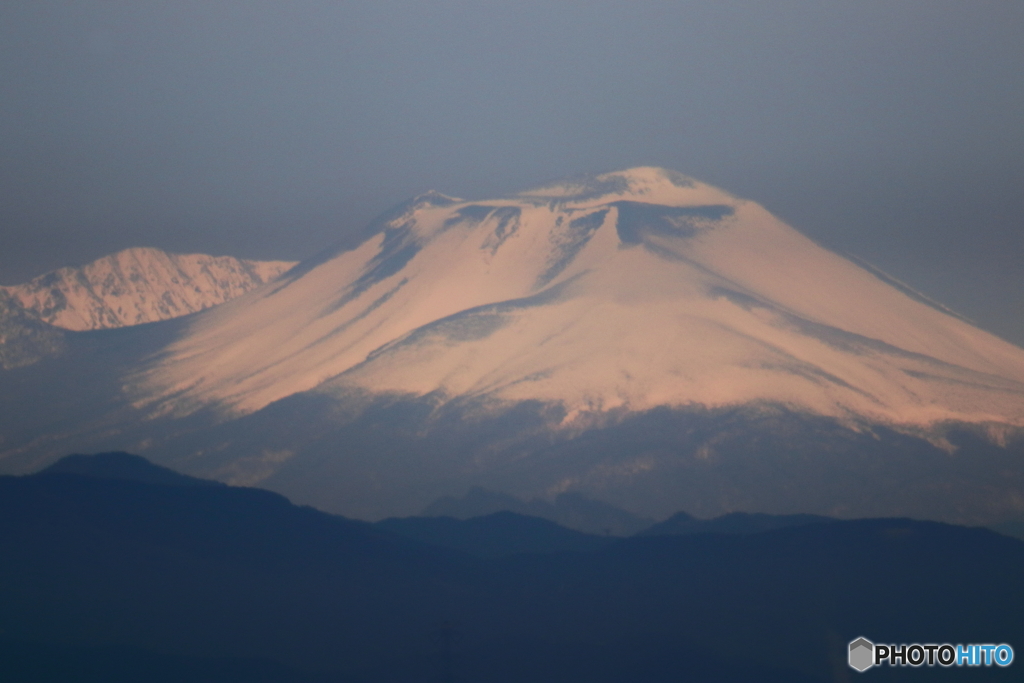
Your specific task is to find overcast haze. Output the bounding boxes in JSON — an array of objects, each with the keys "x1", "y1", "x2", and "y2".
[{"x1": 2, "y1": 1, "x2": 1022, "y2": 345}]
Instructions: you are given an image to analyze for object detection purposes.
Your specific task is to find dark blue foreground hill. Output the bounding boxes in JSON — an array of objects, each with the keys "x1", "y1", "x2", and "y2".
[
  {"x1": 2, "y1": 454, "x2": 1022, "y2": 682},
  {"x1": 377, "y1": 511, "x2": 614, "y2": 557},
  {"x1": 40, "y1": 451, "x2": 222, "y2": 487},
  {"x1": 639, "y1": 510, "x2": 835, "y2": 536}
]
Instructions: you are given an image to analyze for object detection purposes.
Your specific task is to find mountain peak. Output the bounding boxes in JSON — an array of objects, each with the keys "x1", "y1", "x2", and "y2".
[
  {"x1": 39, "y1": 452, "x2": 222, "y2": 487},
  {"x1": 1, "y1": 248, "x2": 297, "y2": 331},
  {"x1": 412, "y1": 190, "x2": 462, "y2": 205},
  {"x1": 516, "y1": 166, "x2": 704, "y2": 204}
]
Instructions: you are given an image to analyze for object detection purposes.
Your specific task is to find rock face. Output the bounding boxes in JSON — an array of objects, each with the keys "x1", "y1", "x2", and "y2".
[
  {"x1": 0, "y1": 290, "x2": 66, "y2": 369},
  {"x1": 1, "y1": 247, "x2": 296, "y2": 331}
]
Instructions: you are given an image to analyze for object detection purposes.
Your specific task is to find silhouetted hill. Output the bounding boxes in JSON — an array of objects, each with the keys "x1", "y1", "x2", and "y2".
[
  {"x1": 991, "y1": 519, "x2": 1024, "y2": 541},
  {"x1": 3, "y1": 457, "x2": 1022, "y2": 681},
  {"x1": 41, "y1": 451, "x2": 221, "y2": 487},
  {"x1": 422, "y1": 487, "x2": 654, "y2": 536},
  {"x1": 377, "y1": 511, "x2": 613, "y2": 557},
  {"x1": 638, "y1": 510, "x2": 834, "y2": 536}
]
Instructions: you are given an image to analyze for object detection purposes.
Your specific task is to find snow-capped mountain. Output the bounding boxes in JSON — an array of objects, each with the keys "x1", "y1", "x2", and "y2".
[
  {"x1": 4, "y1": 168, "x2": 1024, "y2": 526},
  {"x1": 133, "y1": 167, "x2": 1024, "y2": 429},
  {"x1": 1, "y1": 247, "x2": 296, "y2": 331}
]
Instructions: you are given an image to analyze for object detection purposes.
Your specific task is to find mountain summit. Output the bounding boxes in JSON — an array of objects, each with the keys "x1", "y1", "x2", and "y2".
[{"x1": 134, "y1": 167, "x2": 1024, "y2": 428}]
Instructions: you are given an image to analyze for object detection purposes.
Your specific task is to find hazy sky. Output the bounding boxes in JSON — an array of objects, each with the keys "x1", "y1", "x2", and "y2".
[{"x1": 2, "y1": 1, "x2": 1022, "y2": 345}]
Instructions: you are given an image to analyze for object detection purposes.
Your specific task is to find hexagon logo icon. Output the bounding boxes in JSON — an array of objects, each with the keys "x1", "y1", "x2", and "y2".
[{"x1": 849, "y1": 637, "x2": 874, "y2": 672}]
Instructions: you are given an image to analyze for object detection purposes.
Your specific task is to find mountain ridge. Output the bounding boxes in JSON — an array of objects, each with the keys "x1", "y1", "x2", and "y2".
[
  {"x1": 3, "y1": 458, "x2": 1022, "y2": 681},
  {"x1": 1, "y1": 247, "x2": 296, "y2": 331}
]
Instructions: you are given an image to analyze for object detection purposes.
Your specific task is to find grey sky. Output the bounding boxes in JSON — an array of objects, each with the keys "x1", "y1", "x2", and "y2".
[{"x1": 2, "y1": 1, "x2": 1022, "y2": 345}]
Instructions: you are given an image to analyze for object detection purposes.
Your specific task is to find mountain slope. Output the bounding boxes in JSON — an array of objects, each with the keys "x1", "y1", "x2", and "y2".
[
  {"x1": 132, "y1": 167, "x2": 1024, "y2": 430},
  {"x1": 0, "y1": 290, "x2": 66, "y2": 369},
  {"x1": 1, "y1": 247, "x2": 296, "y2": 331}
]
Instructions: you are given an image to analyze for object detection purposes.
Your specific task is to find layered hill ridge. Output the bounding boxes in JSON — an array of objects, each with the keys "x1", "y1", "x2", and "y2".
[
  {"x1": 1, "y1": 247, "x2": 296, "y2": 331},
  {"x1": 6, "y1": 453, "x2": 1023, "y2": 681},
  {"x1": 132, "y1": 167, "x2": 1024, "y2": 429}
]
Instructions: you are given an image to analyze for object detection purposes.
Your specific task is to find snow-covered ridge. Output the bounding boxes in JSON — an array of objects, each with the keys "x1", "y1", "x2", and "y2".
[
  {"x1": 1, "y1": 247, "x2": 296, "y2": 331},
  {"x1": 133, "y1": 167, "x2": 1024, "y2": 428}
]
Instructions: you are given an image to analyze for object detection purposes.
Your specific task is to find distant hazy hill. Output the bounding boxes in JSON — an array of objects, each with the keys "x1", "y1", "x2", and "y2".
[
  {"x1": 1, "y1": 247, "x2": 295, "y2": 331},
  {"x1": 3, "y1": 455, "x2": 1022, "y2": 682},
  {"x1": 639, "y1": 510, "x2": 834, "y2": 536},
  {"x1": 422, "y1": 487, "x2": 654, "y2": 536}
]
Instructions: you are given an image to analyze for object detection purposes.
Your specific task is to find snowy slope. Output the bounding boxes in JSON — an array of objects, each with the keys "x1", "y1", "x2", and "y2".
[
  {"x1": 132, "y1": 168, "x2": 1024, "y2": 429},
  {"x1": 2, "y1": 248, "x2": 296, "y2": 331}
]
